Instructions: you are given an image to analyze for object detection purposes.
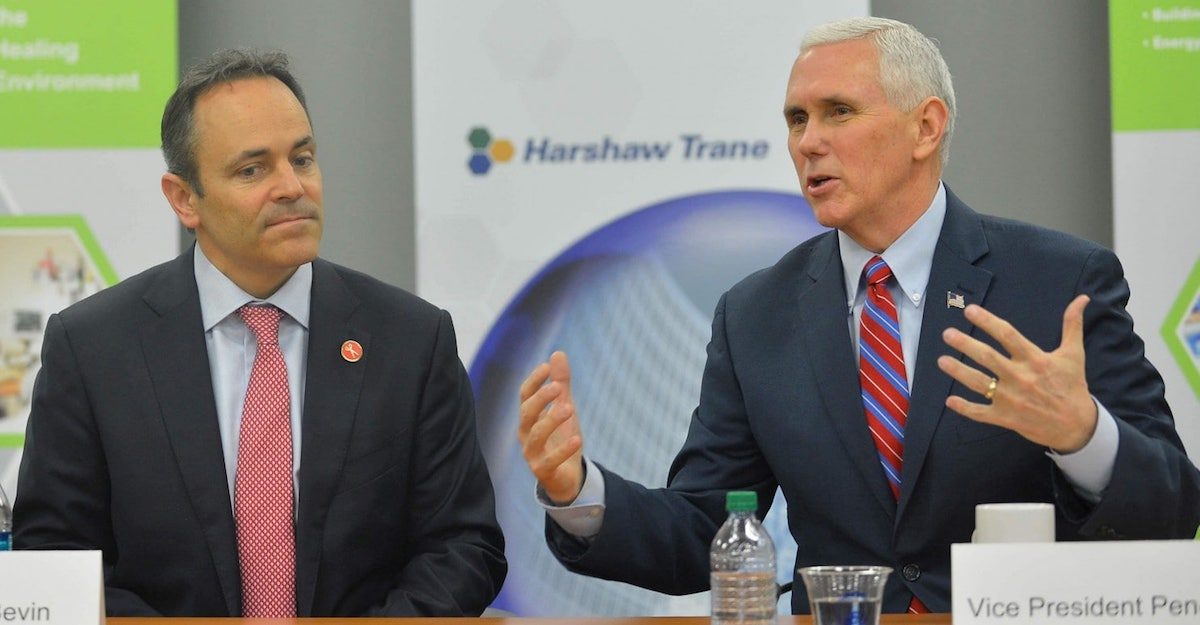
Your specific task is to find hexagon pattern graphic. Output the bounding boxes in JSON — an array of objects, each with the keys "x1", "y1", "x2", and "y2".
[
  {"x1": 1162, "y1": 256, "x2": 1200, "y2": 401},
  {"x1": 467, "y1": 126, "x2": 515, "y2": 176}
]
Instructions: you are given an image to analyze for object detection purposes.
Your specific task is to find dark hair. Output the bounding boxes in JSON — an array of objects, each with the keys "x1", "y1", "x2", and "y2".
[{"x1": 160, "y1": 49, "x2": 309, "y2": 196}]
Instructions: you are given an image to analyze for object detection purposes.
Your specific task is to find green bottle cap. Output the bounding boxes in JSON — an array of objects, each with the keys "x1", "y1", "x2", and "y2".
[{"x1": 726, "y1": 490, "x2": 757, "y2": 512}]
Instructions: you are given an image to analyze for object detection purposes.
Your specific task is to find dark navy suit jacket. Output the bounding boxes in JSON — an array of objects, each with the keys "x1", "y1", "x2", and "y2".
[
  {"x1": 15, "y1": 249, "x2": 506, "y2": 616},
  {"x1": 547, "y1": 189, "x2": 1200, "y2": 613}
]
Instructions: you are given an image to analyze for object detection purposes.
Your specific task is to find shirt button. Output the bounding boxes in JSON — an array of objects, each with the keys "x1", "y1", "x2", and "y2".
[{"x1": 902, "y1": 563, "x2": 921, "y2": 581}]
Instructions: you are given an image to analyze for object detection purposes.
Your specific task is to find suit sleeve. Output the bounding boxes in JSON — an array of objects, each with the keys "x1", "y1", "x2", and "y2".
[
  {"x1": 366, "y1": 310, "x2": 507, "y2": 616},
  {"x1": 1057, "y1": 247, "x2": 1200, "y2": 538},
  {"x1": 14, "y1": 314, "x2": 163, "y2": 616},
  {"x1": 546, "y1": 293, "x2": 778, "y2": 594}
]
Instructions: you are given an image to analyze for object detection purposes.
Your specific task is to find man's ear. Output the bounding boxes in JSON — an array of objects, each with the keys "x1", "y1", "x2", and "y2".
[
  {"x1": 912, "y1": 96, "x2": 949, "y2": 162},
  {"x1": 162, "y1": 172, "x2": 200, "y2": 230}
]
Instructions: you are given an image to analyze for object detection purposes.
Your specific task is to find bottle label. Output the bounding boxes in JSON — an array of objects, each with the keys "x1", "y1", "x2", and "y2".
[{"x1": 0, "y1": 530, "x2": 11, "y2": 551}]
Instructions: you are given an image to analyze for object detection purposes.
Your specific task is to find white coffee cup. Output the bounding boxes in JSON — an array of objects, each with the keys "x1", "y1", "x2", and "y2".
[{"x1": 972, "y1": 502, "x2": 1055, "y2": 543}]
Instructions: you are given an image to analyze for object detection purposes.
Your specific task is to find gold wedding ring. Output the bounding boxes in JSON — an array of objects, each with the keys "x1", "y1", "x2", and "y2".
[{"x1": 985, "y1": 377, "x2": 997, "y2": 401}]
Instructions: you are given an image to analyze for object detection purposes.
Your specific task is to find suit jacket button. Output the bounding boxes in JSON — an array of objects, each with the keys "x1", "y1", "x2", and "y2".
[{"x1": 902, "y1": 564, "x2": 921, "y2": 581}]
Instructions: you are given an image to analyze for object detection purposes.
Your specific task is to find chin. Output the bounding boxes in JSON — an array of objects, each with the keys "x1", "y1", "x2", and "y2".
[
  {"x1": 809, "y1": 205, "x2": 848, "y2": 230},
  {"x1": 272, "y1": 239, "x2": 321, "y2": 268}
]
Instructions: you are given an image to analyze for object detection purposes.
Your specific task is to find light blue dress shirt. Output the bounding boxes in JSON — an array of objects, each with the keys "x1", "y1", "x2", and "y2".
[
  {"x1": 194, "y1": 245, "x2": 311, "y2": 507},
  {"x1": 838, "y1": 183, "x2": 946, "y2": 388},
  {"x1": 545, "y1": 182, "x2": 1118, "y2": 537}
]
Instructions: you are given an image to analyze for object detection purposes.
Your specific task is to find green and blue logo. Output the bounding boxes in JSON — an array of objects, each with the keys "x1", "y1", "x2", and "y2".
[{"x1": 467, "y1": 126, "x2": 516, "y2": 176}]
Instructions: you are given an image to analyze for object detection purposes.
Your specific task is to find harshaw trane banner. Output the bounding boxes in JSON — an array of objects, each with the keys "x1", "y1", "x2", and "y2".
[
  {"x1": 0, "y1": 1, "x2": 177, "y2": 497},
  {"x1": 413, "y1": 1, "x2": 867, "y2": 616},
  {"x1": 1111, "y1": 0, "x2": 1200, "y2": 459}
]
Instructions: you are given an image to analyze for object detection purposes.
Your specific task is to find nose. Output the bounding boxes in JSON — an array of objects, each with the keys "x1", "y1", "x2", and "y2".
[
  {"x1": 271, "y1": 164, "x2": 305, "y2": 202},
  {"x1": 793, "y1": 120, "x2": 827, "y2": 159}
]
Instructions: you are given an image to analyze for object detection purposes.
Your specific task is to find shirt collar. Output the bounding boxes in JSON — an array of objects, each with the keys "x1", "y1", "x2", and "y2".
[
  {"x1": 838, "y1": 182, "x2": 948, "y2": 309},
  {"x1": 194, "y1": 244, "x2": 312, "y2": 332}
]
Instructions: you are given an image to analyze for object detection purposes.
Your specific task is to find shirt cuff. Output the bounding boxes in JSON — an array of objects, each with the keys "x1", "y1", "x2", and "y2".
[
  {"x1": 536, "y1": 456, "x2": 606, "y2": 538},
  {"x1": 1046, "y1": 396, "x2": 1118, "y2": 504}
]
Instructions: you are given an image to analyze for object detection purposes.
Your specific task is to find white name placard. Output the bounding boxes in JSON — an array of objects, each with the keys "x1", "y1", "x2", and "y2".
[
  {"x1": 0, "y1": 551, "x2": 103, "y2": 624},
  {"x1": 953, "y1": 541, "x2": 1200, "y2": 624}
]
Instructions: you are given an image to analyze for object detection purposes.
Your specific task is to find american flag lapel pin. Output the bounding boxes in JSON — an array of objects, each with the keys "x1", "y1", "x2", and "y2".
[{"x1": 947, "y1": 291, "x2": 965, "y2": 309}]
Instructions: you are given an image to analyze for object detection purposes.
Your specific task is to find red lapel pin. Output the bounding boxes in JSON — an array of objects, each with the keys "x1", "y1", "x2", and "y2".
[{"x1": 341, "y1": 340, "x2": 363, "y2": 363}]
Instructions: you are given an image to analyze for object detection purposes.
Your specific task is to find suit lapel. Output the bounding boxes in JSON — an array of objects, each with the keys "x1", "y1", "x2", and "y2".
[
  {"x1": 140, "y1": 250, "x2": 241, "y2": 615},
  {"x1": 796, "y1": 235, "x2": 897, "y2": 516},
  {"x1": 294, "y1": 260, "x2": 368, "y2": 616},
  {"x1": 897, "y1": 190, "x2": 992, "y2": 519}
]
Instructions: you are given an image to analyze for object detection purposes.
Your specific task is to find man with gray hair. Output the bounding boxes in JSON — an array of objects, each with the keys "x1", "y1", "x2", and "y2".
[
  {"x1": 518, "y1": 17, "x2": 1199, "y2": 613},
  {"x1": 15, "y1": 49, "x2": 506, "y2": 617}
]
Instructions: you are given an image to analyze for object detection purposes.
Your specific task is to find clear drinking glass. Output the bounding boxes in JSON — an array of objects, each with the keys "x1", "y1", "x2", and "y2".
[{"x1": 798, "y1": 565, "x2": 891, "y2": 625}]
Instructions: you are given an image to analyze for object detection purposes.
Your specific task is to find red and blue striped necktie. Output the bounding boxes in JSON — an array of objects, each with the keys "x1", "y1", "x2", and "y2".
[
  {"x1": 859, "y1": 256, "x2": 908, "y2": 502},
  {"x1": 858, "y1": 257, "x2": 930, "y2": 614}
]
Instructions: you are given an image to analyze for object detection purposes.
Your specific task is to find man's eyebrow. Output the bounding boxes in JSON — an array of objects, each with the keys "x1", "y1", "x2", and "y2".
[
  {"x1": 226, "y1": 147, "x2": 267, "y2": 170},
  {"x1": 784, "y1": 95, "x2": 856, "y2": 117},
  {"x1": 820, "y1": 94, "x2": 852, "y2": 104},
  {"x1": 225, "y1": 136, "x2": 315, "y2": 169}
]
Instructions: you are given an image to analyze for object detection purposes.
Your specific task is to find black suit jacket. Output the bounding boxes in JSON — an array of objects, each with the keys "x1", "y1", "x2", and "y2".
[
  {"x1": 15, "y1": 249, "x2": 506, "y2": 616},
  {"x1": 548, "y1": 189, "x2": 1200, "y2": 613}
]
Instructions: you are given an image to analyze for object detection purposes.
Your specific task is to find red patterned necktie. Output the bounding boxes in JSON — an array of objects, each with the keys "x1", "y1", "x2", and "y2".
[
  {"x1": 235, "y1": 305, "x2": 296, "y2": 617},
  {"x1": 857, "y1": 258, "x2": 930, "y2": 615}
]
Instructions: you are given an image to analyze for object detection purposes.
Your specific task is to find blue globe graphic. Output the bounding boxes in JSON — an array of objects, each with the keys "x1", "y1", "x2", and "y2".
[{"x1": 471, "y1": 189, "x2": 826, "y2": 616}]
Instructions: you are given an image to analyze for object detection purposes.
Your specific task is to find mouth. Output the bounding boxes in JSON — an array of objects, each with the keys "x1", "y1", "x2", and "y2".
[
  {"x1": 806, "y1": 175, "x2": 838, "y2": 194},
  {"x1": 267, "y1": 210, "x2": 319, "y2": 228}
]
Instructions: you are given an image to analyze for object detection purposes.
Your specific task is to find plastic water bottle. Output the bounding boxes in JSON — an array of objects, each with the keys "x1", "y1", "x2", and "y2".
[
  {"x1": 0, "y1": 482, "x2": 11, "y2": 550},
  {"x1": 710, "y1": 490, "x2": 776, "y2": 625}
]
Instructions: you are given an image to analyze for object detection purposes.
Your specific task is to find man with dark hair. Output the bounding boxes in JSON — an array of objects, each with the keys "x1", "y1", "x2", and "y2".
[
  {"x1": 15, "y1": 48, "x2": 506, "y2": 617},
  {"x1": 518, "y1": 17, "x2": 1200, "y2": 614},
  {"x1": 160, "y1": 49, "x2": 311, "y2": 196}
]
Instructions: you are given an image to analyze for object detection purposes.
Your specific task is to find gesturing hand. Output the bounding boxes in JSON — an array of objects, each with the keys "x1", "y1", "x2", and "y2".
[
  {"x1": 517, "y1": 351, "x2": 586, "y2": 504},
  {"x1": 937, "y1": 294, "x2": 1098, "y2": 453}
]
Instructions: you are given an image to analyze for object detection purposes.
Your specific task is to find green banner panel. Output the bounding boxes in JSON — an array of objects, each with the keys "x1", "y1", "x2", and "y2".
[
  {"x1": 1111, "y1": 0, "x2": 1200, "y2": 131},
  {"x1": 0, "y1": 1, "x2": 176, "y2": 147}
]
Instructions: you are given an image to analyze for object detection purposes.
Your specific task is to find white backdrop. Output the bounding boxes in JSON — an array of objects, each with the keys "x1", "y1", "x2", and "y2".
[
  {"x1": 1114, "y1": 133, "x2": 1200, "y2": 458},
  {"x1": 414, "y1": 0, "x2": 864, "y2": 360},
  {"x1": 413, "y1": 0, "x2": 867, "y2": 615}
]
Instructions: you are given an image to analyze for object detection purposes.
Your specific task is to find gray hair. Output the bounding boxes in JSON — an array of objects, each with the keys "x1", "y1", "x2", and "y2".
[
  {"x1": 160, "y1": 49, "x2": 309, "y2": 196},
  {"x1": 803, "y1": 17, "x2": 956, "y2": 165}
]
